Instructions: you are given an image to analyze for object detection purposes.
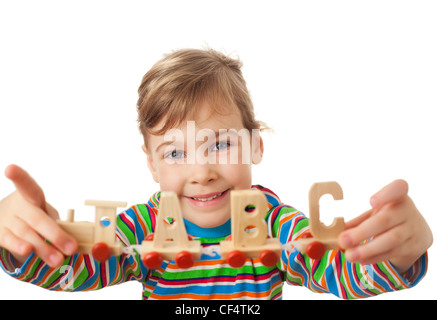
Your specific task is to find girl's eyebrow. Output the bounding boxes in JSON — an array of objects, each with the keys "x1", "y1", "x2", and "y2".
[
  {"x1": 208, "y1": 129, "x2": 240, "y2": 138},
  {"x1": 156, "y1": 138, "x2": 185, "y2": 153},
  {"x1": 155, "y1": 141, "x2": 175, "y2": 153},
  {"x1": 155, "y1": 129, "x2": 241, "y2": 152}
]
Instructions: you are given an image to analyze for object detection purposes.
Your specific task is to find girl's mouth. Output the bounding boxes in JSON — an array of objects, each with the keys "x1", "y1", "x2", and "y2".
[
  {"x1": 185, "y1": 189, "x2": 230, "y2": 207},
  {"x1": 191, "y1": 190, "x2": 224, "y2": 201}
]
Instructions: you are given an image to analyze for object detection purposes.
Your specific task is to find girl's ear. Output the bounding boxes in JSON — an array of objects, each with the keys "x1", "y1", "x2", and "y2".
[
  {"x1": 142, "y1": 145, "x2": 159, "y2": 183},
  {"x1": 251, "y1": 133, "x2": 264, "y2": 165}
]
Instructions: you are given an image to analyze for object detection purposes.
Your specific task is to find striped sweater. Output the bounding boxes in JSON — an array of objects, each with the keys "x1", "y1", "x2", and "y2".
[{"x1": 0, "y1": 185, "x2": 427, "y2": 299}]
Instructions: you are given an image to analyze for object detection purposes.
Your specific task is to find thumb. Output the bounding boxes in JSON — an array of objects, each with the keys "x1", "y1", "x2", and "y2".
[
  {"x1": 370, "y1": 179, "x2": 409, "y2": 211},
  {"x1": 4, "y1": 164, "x2": 48, "y2": 212}
]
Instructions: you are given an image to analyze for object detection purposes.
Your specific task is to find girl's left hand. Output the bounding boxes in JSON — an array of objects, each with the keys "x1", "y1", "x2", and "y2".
[{"x1": 338, "y1": 179, "x2": 433, "y2": 274}]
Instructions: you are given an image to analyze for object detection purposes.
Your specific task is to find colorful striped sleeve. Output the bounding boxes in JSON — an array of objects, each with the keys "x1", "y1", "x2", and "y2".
[
  {"x1": 0, "y1": 186, "x2": 429, "y2": 299},
  {"x1": 263, "y1": 190, "x2": 428, "y2": 299},
  {"x1": 0, "y1": 199, "x2": 160, "y2": 293}
]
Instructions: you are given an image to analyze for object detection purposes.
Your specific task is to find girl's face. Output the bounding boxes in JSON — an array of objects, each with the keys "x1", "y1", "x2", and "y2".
[{"x1": 143, "y1": 101, "x2": 263, "y2": 228}]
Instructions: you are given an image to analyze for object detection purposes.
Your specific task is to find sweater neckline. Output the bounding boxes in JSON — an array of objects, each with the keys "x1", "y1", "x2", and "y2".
[{"x1": 183, "y1": 218, "x2": 231, "y2": 238}]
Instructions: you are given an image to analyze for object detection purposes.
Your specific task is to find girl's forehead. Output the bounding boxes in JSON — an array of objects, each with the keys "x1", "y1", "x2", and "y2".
[
  {"x1": 146, "y1": 103, "x2": 246, "y2": 152},
  {"x1": 155, "y1": 100, "x2": 244, "y2": 133},
  {"x1": 194, "y1": 105, "x2": 243, "y2": 129}
]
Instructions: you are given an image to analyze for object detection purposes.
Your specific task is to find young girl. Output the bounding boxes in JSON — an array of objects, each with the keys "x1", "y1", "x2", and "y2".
[{"x1": 0, "y1": 49, "x2": 432, "y2": 299}]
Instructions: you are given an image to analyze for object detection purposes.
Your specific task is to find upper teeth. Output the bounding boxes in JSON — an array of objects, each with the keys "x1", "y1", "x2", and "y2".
[{"x1": 192, "y1": 191, "x2": 223, "y2": 201}]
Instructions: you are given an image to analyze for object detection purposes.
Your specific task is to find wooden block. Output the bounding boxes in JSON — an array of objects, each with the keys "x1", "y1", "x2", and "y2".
[{"x1": 57, "y1": 221, "x2": 94, "y2": 244}]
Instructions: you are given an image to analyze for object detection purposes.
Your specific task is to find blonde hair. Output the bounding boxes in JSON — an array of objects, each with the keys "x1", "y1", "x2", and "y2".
[{"x1": 137, "y1": 48, "x2": 264, "y2": 146}]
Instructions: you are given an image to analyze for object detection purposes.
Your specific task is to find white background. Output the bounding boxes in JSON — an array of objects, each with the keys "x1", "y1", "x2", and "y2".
[{"x1": 0, "y1": 0, "x2": 436, "y2": 300}]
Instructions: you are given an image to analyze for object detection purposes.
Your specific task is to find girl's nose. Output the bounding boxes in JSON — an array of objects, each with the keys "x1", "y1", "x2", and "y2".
[{"x1": 189, "y1": 163, "x2": 219, "y2": 186}]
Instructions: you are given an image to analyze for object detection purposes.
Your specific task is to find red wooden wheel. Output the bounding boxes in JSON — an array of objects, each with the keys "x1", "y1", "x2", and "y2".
[
  {"x1": 305, "y1": 241, "x2": 325, "y2": 260},
  {"x1": 175, "y1": 251, "x2": 195, "y2": 269},
  {"x1": 142, "y1": 251, "x2": 163, "y2": 269},
  {"x1": 92, "y1": 242, "x2": 112, "y2": 262},
  {"x1": 259, "y1": 249, "x2": 279, "y2": 267},
  {"x1": 145, "y1": 234, "x2": 154, "y2": 241},
  {"x1": 226, "y1": 250, "x2": 246, "y2": 268},
  {"x1": 301, "y1": 231, "x2": 313, "y2": 239}
]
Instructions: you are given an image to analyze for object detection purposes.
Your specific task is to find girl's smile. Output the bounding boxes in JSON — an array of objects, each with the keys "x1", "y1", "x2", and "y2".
[{"x1": 184, "y1": 188, "x2": 231, "y2": 208}]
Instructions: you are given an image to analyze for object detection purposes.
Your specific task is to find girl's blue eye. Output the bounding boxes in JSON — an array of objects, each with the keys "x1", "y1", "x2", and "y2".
[
  {"x1": 212, "y1": 141, "x2": 230, "y2": 151},
  {"x1": 165, "y1": 150, "x2": 185, "y2": 159}
]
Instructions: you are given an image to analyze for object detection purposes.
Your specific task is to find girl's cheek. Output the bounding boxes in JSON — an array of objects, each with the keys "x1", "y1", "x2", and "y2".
[
  {"x1": 156, "y1": 163, "x2": 183, "y2": 191},
  {"x1": 224, "y1": 163, "x2": 252, "y2": 187}
]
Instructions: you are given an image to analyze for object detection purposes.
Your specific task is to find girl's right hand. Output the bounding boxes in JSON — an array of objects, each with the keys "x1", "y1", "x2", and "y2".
[{"x1": 0, "y1": 164, "x2": 77, "y2": 268}]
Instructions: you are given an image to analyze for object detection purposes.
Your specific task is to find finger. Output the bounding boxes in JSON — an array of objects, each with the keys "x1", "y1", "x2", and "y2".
[
  {"x1": 18, "y1": 207, "x2": 77, "y2": 256},
  {"x1": 9, "y1": 216, "x2": 66, "y2": 268},
  {"x1": 338, "y1": 208, "x2": 405, "y2": 249},
  {"x1": 0, "y1": 227, "x2": 33, "y2": 257},
  {"x1": 23, "y1": 231, "x2": 65, "y2": 268},
  {"x1": 344, "y1": 224, "x2": 409, "y2": 264},
  {"x1": 345, "y1": 248, "x2": 393, "y2": 266},
  {"x1": 370, "y1": 179, "x2": 409, "y2": 211},
  {"x1": 46, "y1": 202, "x2": 60, "y2": 220},
  {"x1": 344, "y1": 208, "x2": 374, "y2": 230},
  {"x1": 4, "y1": 164, "x2": 47, "y2": 212}
]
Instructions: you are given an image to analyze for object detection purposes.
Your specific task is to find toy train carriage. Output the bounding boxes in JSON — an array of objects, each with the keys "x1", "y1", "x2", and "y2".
[
  {"x1": 140, "y1": 192, "x2": 202, "y2": 269},
  {"x1": 293, "y1": 181, "x2": 346, "y2": 259},
  {"x1": 57, "y1": 200, "x2": 126, "y2": 262},
  {"x1": 219, "y1": 189, "x2": 282, "y2": 268}
]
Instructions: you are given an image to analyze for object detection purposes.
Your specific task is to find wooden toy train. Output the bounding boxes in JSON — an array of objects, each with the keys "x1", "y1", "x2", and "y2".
[{"x1": 56, "y1": 182, "x2": 346, "y2": 268}]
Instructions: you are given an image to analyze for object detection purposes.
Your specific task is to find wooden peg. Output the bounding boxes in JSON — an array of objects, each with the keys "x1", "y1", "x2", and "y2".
[{"x1": 66, "y1": 209, "x2": 75, "y2": 223}]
